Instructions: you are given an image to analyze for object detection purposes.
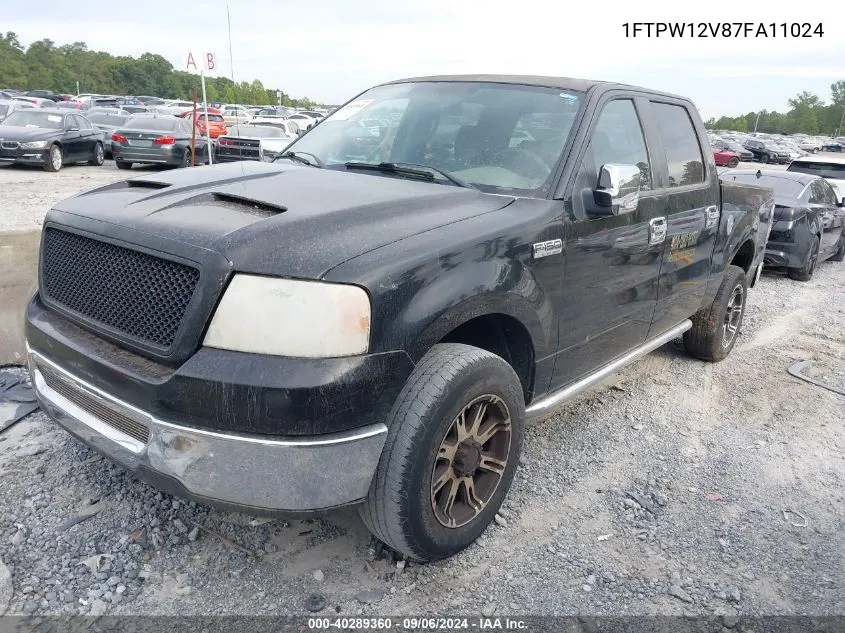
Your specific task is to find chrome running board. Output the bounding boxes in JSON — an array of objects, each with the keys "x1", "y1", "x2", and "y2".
[{"x1": 525, "y1": 319, "x2": 692, "y2": 419}]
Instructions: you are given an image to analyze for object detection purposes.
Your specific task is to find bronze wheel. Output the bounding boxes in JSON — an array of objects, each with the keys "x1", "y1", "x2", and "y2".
[
  {"x1": 430, "y1": 394, "x2": 512, "y2": 528},
  {"x1": 360, "y1": 343, "x2": 525, "y2": 562}
]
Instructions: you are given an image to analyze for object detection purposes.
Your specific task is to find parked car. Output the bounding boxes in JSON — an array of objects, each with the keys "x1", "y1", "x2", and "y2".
[
  {"x1": 221, "y1": 104, "x2": 253, "y2": 126},
  {"x1": 723, "y1": 169, "x2": 845, "y2": 280},
  {"x1": 250, "y1": 117, "x2": 300, "y2": 138},
  {"x1": 85, "y1": 112, "x2": 131, "y2": 158},
  {"x1": 25, "y1": 75, "x2": 773, "y2": 562},
  {"x1": 711, "y1": 139, "x2": 754, "y2": 162},
  {"x1": 743, "y1": 139, "x2": 791, "y2": 164},
  {"x1": 286, "y1": 112, "x2": 317, "y2": 131},
  {"x1": 0, "y1": 108, "x2": 104, "y2": 171},
  {"x1": 13, "y1": 95, "x2": 53, "y2": 108},
  {"x1": 798, "y1": 138, "x2": 823, "y2": 153},
  {"x1": 822, "y1": 140, "x2": 845, "y2": 152},
  {"x1": 110, "y1": 115, "x2": 208, "y2": 169},
  {"x1": 215, "y1": 124, "x2": 292, "y2": 162},
  {"x1": 0, "y1": 99, "x2": 37, "y2": 123},
  {"x1": 24, "y1": 90, "x2": 63, "y2": 102},
  {"x1": 713, "y1": 149, "x2": 740, "y2": 168},
  {"x1": 787, "y1": 156, "x2": 845, "y2": 199}
]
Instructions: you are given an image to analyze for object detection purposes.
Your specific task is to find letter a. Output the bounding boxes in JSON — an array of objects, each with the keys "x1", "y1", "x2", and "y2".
[{"x1": 186, "y1": 53, "x2": 197, "y2": 71}]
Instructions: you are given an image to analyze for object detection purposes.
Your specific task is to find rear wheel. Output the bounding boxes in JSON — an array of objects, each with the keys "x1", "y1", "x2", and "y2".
[
  {"x1": 727, "y1": 157, "x2": 739, "y2": 168},
  {"x1": 788, "y1": 236, "x2": 820, "y2": 281},
  {"x1": 43, "y1": 144, "x2": 63, "y2": 172},
  {"x1": 182, "y1": 149, "x2": 193, "y2": 168},
  {"x1": 88, "y1": 142, "x2": 104, "y2": 166},
  {"x1": 683, "y1": 264, "x2": 747, "y2": 362},
  {"x1": 831, "y1": 233, "x2": 845, "y2": 262},
  {"x1": 359, "y1": 343, "x2": 524, "y2": 562},
  {"x1": 115, "y1": 160, "x2": 132, "y2": 170}
]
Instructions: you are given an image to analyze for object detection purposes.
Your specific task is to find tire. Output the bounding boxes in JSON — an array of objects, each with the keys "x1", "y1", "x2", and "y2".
[
  {"x1": 181, "y1": 149, "x2": 193, "y2": 168},
  {"x1": 787, "y1": 235, "x2": 820, "y2": 281},
  {"x1": 88, "y1": 142, "x2": 104, "y2": 166},
  {"x1": 727, "y1": 157, "x2": 739, "y2": 168},
  {"x1": 43, "y1": 144, "x2": 63, "y2": 172},
  {"x1": 683, "y1": 264, "x2": 748, "y2": 362},
  {"x1": 812, "y1": 148, "x2": 819, "y2": 154},
  {"x1": 359, "y1": 343, "x2": 524, "y2": 562},
  {"x1": 831, "y1": 232, "x2": 845, "y2": 262},
  {"x1": 115, "y1": 161, "x2": 132, "y2": 170}
]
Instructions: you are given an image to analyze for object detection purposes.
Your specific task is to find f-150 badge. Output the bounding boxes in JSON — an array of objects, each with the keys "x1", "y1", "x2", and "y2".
[{"x1": 533, "y1": 239, "x2": 563, "y2": 259}]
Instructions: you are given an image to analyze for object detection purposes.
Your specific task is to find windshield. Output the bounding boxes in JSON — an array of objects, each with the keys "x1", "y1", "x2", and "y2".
[
  {"x1": 724, "y1": 173, "x2": 806, "y2": 199},
  {"x1": 278, "y1": 81, "x2": 584, "y2": 195},
  {"x1": 787, "y1": 161, "x2": 845, "y2": 180},
  {"x1": 1, "y1": 110, "x2": 65, "y2": 128}
]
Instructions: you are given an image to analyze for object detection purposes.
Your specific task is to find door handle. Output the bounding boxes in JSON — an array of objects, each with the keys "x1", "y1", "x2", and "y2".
[{"x1": 649, "y1": 217, "x2": 667, "y2": 245}]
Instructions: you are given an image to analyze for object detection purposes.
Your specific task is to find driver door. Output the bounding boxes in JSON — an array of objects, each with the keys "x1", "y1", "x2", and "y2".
[{"x1": 551, "y1": 97, "x2": 666, "y2": 389}]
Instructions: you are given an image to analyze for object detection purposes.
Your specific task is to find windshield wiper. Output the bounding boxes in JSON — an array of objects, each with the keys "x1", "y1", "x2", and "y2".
[
  {"x1": 344, "y1": 162, "x2": 476, "y2": 189},
  {"x1": 277, "y1": 150, "x2": 323, "y2": 167}
]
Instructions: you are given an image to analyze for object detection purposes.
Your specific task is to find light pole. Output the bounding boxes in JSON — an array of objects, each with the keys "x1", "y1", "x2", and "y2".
[
  {"x1": 754, "y1": 111, "x2": 761, "y2": 133},
  {"x1": 836, "y1": 105, "x2": 845, "y2": 138}
]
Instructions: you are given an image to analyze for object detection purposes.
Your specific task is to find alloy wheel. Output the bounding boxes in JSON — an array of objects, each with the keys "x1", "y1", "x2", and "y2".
[
  {"x1": 430, "y1": 394, "x2": 512, "y2": 528},
  {"x1": 722, "y1": 283, "x2": 744, "y2": 348}
]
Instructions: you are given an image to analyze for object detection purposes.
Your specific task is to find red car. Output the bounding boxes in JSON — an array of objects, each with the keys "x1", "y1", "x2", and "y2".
[
  {"x1": 713, "y1": 149, "x2": 740, "y2": 168},
  {"x1": 177, "y1": 109, "x2": 227, "y2": 139}
]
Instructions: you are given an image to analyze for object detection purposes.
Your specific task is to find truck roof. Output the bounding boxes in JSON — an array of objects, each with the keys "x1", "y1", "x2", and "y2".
[{"x1": 382, "y1": 74, "x2": 691, "y2": 101}]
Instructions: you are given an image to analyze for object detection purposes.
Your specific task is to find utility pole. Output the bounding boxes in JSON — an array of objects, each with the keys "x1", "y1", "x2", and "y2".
[
  {"x1": 837, "y1": 105, "x2": 845, "y2": 138},
  {"x1": 754, "y1": 112, "x2": 761, "y2": 133}
]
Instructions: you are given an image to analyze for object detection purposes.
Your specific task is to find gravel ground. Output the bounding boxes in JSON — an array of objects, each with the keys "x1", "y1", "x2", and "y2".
[{"x1": 0, "y1": 158, "x2": 843, "y2": 620}]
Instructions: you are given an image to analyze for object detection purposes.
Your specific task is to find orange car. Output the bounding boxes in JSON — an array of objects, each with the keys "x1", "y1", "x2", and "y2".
[{"x1": 177, "y1": 109, "x2": 227, "y2": 139}]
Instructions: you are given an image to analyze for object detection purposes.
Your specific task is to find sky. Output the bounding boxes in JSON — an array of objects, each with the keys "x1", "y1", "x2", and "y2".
[{"x1": 4, "y1": 0, "x2": 844, "y2": 119}]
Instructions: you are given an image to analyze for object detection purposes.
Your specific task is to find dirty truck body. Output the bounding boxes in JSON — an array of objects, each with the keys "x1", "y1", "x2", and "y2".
[{"x1": 26, "y1": 75, "x2": 774, "y2": 561}]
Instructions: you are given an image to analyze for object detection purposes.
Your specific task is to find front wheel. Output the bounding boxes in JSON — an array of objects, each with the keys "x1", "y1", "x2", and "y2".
[
  {"x1": 43, "y1": 144, "x2": 63, "y2": 172},
  {"x1": 788, "y1": 236, "x2": 819, "y2": 281},
  {"x1": 683, "y1": 264, "x2": 748, "y2": 362},
  {"x1": 830, "y1": 232, "x2": 845, "y2": 262},
  {"x1": 727, "y1": 157, "x2": 739, "y2": 168},
  {"x1": 359, "y1": 343, "x2": 524, "y2": 562}
]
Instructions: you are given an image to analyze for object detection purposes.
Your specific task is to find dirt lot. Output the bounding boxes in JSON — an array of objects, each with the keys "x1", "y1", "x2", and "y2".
[{"x1": 0, "y1": 159, "x2": 843, "y2": 620}]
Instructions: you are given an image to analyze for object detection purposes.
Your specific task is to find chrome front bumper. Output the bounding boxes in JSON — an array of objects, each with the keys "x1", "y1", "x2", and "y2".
[{"x1": 28, "y1": 351, "x2": 387, "y2": 513}]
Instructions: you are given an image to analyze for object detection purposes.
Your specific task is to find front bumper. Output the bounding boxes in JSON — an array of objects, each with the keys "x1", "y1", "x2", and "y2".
[
  {"x1": 763, "y1": 244, "x2": 803, "y2": 268},
  {"x1": 29, "y1": 349, "x2": 388, "y2": 513},
  {"x1": 0, "y1": 148, "x2": 48, "y2": 165}
]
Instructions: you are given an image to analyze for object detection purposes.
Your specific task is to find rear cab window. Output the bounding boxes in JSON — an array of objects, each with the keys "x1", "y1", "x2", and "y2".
[
  {"x1": 650, "y1": 102, "x2": 705, "y2": 187},
  {"x1": 787, "y1": 161, "x2": 845, "y2": 181}
]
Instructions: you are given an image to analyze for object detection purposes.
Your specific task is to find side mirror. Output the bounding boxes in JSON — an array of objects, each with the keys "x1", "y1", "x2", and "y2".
[
  {"x1": 593, "y1": 163, "x2": 641, "y2": 215},
  {"x1": 839, "y1": 197, "x2": 845, "y2": 207}
]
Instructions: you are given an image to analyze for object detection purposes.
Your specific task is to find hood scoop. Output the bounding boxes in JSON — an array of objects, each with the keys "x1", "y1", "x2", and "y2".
[
  {"x1": 127, "y1": 180, "x2": 171, "y2": 190},
  {"x1": 211, "y1": 192, "x2": 287, "y2": 216}
]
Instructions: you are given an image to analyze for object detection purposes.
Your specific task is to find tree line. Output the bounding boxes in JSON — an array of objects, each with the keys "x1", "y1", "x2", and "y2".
[
  {"x1": 705, "y1": 82, "x2": 845, "y2": 137},
  {"x1": 0, "y1": 32, "x2": 321, "y2": 108}
]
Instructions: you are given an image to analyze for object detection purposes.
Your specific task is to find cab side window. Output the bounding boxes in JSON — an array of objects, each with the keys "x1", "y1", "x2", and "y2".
[
  {"x1": 651, "y1": 102, "x2": 705, "y2": 187},
  {"x1": 808, "y1": 179, "x2": 828, "y2": 204},
  {"x1": 589, "y1": 99, "x2": 652, "y2": 191}
]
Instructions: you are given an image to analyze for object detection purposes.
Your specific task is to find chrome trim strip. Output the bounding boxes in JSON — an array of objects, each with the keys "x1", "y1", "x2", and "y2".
[
  {"x1": 27, "y1": 347, "x2": 389, "y2": 511},
  {"x1": 526, "y1": 320, "x2": 692, "y2": 419}
]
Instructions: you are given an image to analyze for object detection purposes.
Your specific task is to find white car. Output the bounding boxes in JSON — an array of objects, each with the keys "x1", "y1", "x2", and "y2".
[
  {"x1": 221, "y1": 105, "x2": 253, "y2": 127},
  {"x1": 286, "y1": 112, "x2": 317, "y2": 131},
  {"x1": 798, "y1": 137, "x2": 824, "y2": 153},
  {"x1": 250, "y1": 117, "x2": 301, "y2": 138},
  {"x1": 787, "y1": 155, "x2": 845, "y2": 200}
]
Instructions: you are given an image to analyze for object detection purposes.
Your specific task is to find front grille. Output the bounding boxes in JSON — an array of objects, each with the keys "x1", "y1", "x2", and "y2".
[
  {"x1": 37, "y1": 361, "x2": 150, "y2": 445},
  {"x1": 41, "y1": 228, "x2": 200, "y2": 349},
  {"x1": 1, "y1": 141, "x2": 20, "y2": 150}
]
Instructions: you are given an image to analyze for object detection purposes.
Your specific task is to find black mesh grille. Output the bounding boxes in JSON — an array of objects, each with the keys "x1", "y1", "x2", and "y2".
[{"x1": 41, "y1": 228, "x2": 200, "y2": 349}]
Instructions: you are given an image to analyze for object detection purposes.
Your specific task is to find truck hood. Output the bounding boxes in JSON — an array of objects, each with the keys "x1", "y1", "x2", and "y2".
[{"x1": 51, "y1": 161, "x2": 515, "y2": 278}]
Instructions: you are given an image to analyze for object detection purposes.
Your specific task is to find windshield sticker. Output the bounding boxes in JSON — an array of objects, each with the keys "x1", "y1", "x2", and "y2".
[
  {"x1": 329, "y1": 99, "x2": 374, "y2": 121},
  {"x1": 559, "y1": 93, "x2": 578, "y2": 103},
  {"x1": 47, "y1": 115, "x2": 62, "y2": 122}
]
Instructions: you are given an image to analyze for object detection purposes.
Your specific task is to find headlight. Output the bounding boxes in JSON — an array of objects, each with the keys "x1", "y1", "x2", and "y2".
[
  {"x1": 203, "y1": 275, "x2": 371, "y2": 358},
  {"x1": 21, "y1": 140, "x2": 48, "y2": 149}
]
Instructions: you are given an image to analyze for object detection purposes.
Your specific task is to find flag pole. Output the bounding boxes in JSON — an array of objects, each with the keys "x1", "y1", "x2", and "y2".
[{"x1": 201, "y1": 69, "x2": 213, "y2": 165}]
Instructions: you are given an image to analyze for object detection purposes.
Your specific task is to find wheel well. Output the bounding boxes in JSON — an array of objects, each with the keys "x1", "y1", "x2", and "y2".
[
  {"x1": 730, "y1": 239, "x2": 755, "y2": 273},
  {"x1": 439, "y1": 314, "x2": 535, "y2": 404}
]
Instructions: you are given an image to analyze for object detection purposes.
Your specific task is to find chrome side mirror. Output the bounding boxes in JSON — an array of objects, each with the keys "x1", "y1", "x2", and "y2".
[{"x1": 593, "y1": 163, "x2": 641, "y2": 215}]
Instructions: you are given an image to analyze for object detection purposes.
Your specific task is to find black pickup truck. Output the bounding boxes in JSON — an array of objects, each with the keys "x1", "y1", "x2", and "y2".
[{"x1": 26, "y1": 75, "x2": 774, "y2": 562}]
